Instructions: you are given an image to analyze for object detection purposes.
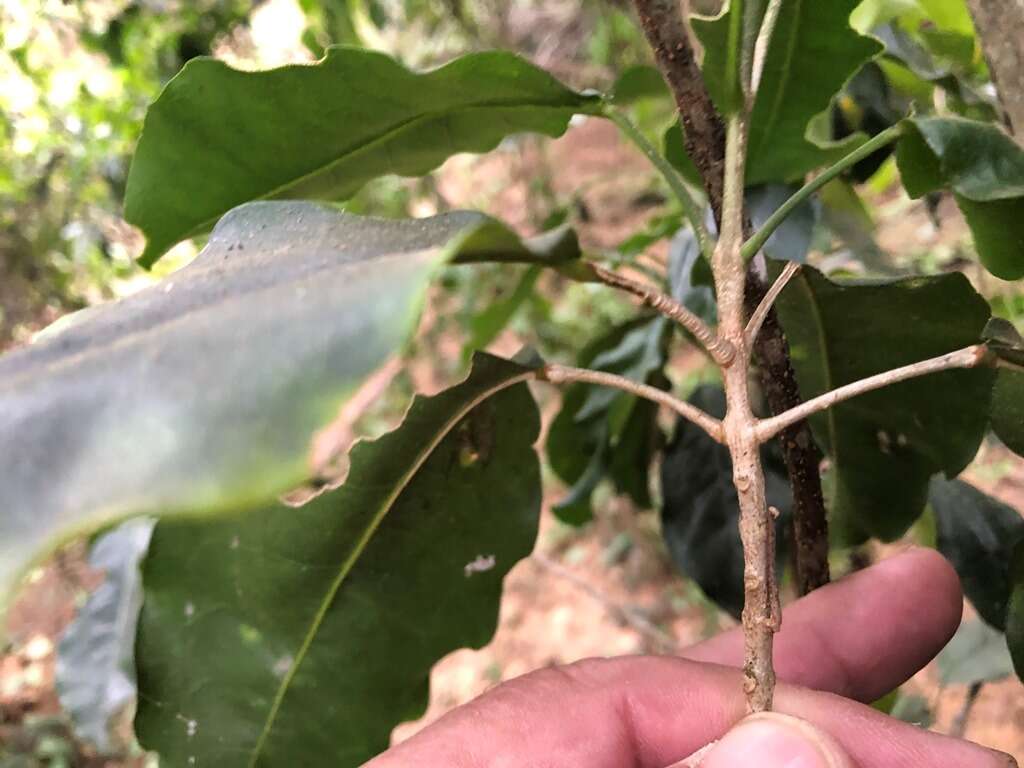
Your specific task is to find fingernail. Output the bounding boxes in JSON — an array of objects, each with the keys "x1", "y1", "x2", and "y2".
[{"x1": 698, "y1": 713, "x2": 849, "y2": 768}]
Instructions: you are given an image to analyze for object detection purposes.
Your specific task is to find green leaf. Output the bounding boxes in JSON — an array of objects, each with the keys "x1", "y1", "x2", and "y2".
[
  {"x1": 135, "y1": 353, "x2": 542, "y2": 767},
  {"x1": 609, "y1": 64, "x2": 670, "y2": 105},
  {"x1": 930, "y1": 478, "x2": 1024, "y2": 630},
  {"x1": 1007, "y1": 538, "x2": 1024, "y2": 682},
  {"x1": 0, "y1": 202, "x2": 564, "y2": 610},
  {"x1": 992, "y1": 369, "x2": 1024, "y2": 458},
  {"x1": 775, "y1": 266, "x2": 993, "y2": 540},
  {"x1": 896, "y1": 116, "x2": 1024, "y2": 279},
  {"x1": 56, "y1": 519, "x2": 153, "y2": 754},
  {"x1": 660, "y1": 386, "x2": 792, "y2": 619},
  {"x1": 689, "y1": 0, "x2": 881, "y2": 183},
  {"x1": 125, "y1": 47, "x2": 600, "y2": 266},
  {"x1": 938, "y1": 620, "x2": 1014, "y2": 686}
]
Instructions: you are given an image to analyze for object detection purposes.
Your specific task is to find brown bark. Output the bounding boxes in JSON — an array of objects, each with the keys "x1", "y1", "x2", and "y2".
[
  {"x1": 744, "y1": 259, "x2": 831, "y2": 594},
  {"x1": 629, "y1": 0, "x2": 831, "y2": 597},
  {"x1": 966, "y1": 0, "x2": 1024, "y2": 136}
]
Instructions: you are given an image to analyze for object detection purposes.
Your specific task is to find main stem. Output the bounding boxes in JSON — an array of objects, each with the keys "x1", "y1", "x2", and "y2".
[{"x1": 715, "y1": 115, "x2": 777, "y2": 712}]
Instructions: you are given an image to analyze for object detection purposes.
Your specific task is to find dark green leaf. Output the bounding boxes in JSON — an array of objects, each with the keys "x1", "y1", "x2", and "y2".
[
  {"x1": 775, "y1": 267, "x2": 993, "y2": 540},
  {"x1": 992, "y1": 370, "x2": 1024, "y2": 458},
  {"x1": 56, "y1": 519, "x2": 153, "y2": 754},
  {"x1": 690, "y1": 0, "x2": 881, "y2": 183},
  {"x1": 125, "y1": 47, "x2": 600, "y2": 266},
  {"x1": 0, "y1": 202, "x2": 559, "y2": 608},
  {"x1": 896, "y1": 116, "x2": 1024, "y2": 279},
  {"x1": 1007, "y1": 538, "x2": 1024, "y2": 682},
  {"x1": 930, "y1": 477, "x2": 1024, "y2": 630},
  {"x1": 660, "y1": 386, "x2": 792, "y2": 619},
  {"x1": 938, "y1": 620, "x2": 1014, "y2": 686},
  {"x1": 135, "y1": 353, "x2": 542, "y2": 767}
]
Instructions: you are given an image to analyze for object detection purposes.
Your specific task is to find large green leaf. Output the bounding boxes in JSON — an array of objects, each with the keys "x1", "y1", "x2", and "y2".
[
  {"x1": 775, "y1": 267, "x2": 993, "y2": 540},
  {"x1": 125, "y1": 47, "x2": 600, "y2": 266},
  {"x1": 135, "y1": 353, "x2": 542, "y2": 767},
  {"x1": 688, "y1": 0, "x2": 881, "y2": 183},
  {"x1": 896, "y1": 116, "x2": 1024, "y2": 279},
  {"x1": 0, "y1": 202, "x2": 572, "y2": 611},
  {"x1": 930, "y1": 478, "x2": 1024, "y2": 630}
]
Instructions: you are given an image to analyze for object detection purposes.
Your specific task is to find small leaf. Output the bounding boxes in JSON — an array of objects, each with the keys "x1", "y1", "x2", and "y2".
[
  {"x1": 746, "y1": 184, "x2": 819, "y2": 262},
  {"x1": 983, "y1": 317, "x2": 1024, "y2": 367},
  {"x1": 775, "y1": 266, "x2": 993, "y2": 540},
  {"x1": 56, "y1": 519, "x2": 154, "y2": 754},
  {"x1": 660, "y1": 386, "x2": 792, "y2": 619},
  {"x1": 135, "y1": 353, "x2": 542, "y2": 767},
  {"x1": 125, "y1": 47, "x2": 600, "y2": 265},
  {"x1": 547, "y1": 317, "x2": 669, "y2": 524},
  {"x1": 938, "y1": 620, "x2": 1015, "y2": 686},
  {"x1": 896, "y1": 116, "x2": 1024, "y2": 279},
  {"x1": 0, "y1": 203, "x2": 566, "y2": 609},
  {"x1": 668, "y1": 227, "x2": 716, "y2": 323},
  {"x1": 930, "y1": 477, "x2": 1024, "y2": 630}
]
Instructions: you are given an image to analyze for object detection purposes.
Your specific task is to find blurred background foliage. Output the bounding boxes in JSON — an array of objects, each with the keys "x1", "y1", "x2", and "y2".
[{"x1": 0, "y1": 0, "x2": 656, "y2": 348}]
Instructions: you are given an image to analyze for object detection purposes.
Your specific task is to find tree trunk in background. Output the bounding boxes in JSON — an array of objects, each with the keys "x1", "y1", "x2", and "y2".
[{"x1": 967, "y1": 0, "x2": 1024, "y2": 138}]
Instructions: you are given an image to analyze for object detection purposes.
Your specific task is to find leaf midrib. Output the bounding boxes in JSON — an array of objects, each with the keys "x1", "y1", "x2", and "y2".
[{"x1": 247, "y1": 371, "x2": 535, "y2": 767}]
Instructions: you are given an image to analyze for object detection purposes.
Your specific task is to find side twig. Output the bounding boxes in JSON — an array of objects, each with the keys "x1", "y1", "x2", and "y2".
[
  {"x1": 744, "y1": 261, "x2": 800, "y2": 351},
  {"x1": 592, "y1": 264, "x2": 735, "y2": 365},
  {"x1": 540, "y1": 364, "x2": 725, "y2": 443},
  {"x1": 755, "y1": 345, "x2": 992, "y2": 442}
]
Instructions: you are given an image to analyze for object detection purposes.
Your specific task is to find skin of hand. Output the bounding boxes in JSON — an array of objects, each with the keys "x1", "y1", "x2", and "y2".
[{"x1": 364, "y1": 548, "x2": 1018, "y2": 768}]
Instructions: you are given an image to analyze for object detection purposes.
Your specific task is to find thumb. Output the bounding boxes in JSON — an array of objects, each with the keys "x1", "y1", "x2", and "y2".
[{"x1": 680, "y1": 713, "x2": 856, "y2": 768}]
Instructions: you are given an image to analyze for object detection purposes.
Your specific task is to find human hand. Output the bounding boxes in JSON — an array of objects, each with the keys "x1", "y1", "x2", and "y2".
[{"x1": 365, "y1": 549, "x2": 1017, "y2": 767}]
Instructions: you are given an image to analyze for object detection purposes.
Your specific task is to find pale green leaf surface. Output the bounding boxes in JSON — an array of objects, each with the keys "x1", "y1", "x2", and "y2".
[{"x1": 0, "y1": 202, "x2": 566, "y2": 612}]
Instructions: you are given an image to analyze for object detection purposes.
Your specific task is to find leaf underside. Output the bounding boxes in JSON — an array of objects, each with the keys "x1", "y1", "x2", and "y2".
[
  {"x1": 0, "y1": 202, "x2": 567, "y2": 611},
  {"x1": 896, "y1": 116, "x2": 1024, "y2": 280},
  {"x1": 135, "y1": 353, "x2": 542, "y2": 767}
]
